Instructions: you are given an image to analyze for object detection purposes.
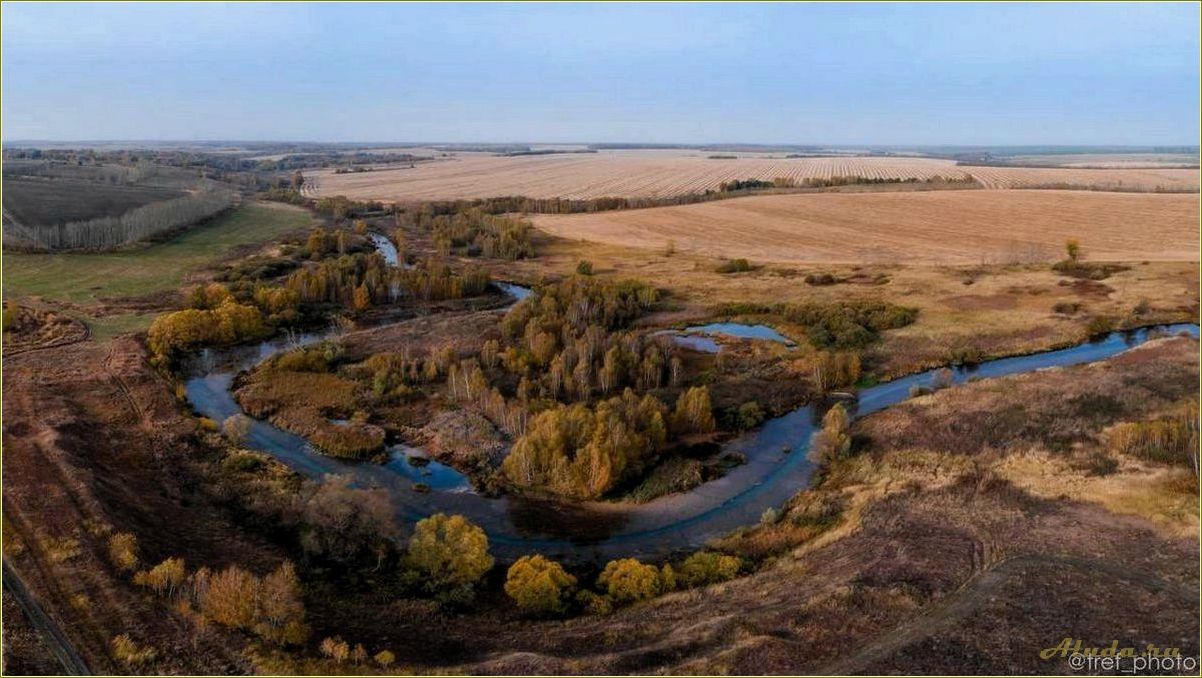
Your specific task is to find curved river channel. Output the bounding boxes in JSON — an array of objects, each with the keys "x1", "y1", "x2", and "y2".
[{"x1": 184, "y1": 235, "x2": 1199, "y2": 562}]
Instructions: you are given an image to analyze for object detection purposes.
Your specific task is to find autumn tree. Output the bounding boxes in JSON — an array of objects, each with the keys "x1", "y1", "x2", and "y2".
[
  {"x1": 253, "y1": 561, "x2": 310, "y2": 646},
  {"x1": 502, "y1": 390, "x2": 667, "y2": 499},
  {"x1": 352, "y1": 283, "x2": 372, "y2": 311},
  {"x1": 504, "y1": 555, "x2": 577, "y2": 615},
  {"x1": 221, "y1": 414, "x2": 252, "y2": 446},
  {"x1": 405, "y1": 513, "x2": 494, "y2": 589},
  {"x1": 374, "y1": 650, "x2": 396, "y2": 668},
  {"x1": 306, "y1": 229, "x2": 328, "y2": 259},
  {"x1": 597, "y1": 558, "x2": 660, "y2": 604},
  {"x1": 107, "y1": 532, "x2": 139, "y2": 572},
  {"x1": 809, "y1": 402, "x2": 852, "y2": 464},
  {"x1": 200, "y1": 565, "x2": 259, "y2": 630},
  {"x1": 671, "y1": 386, "x2": 715, "y2": 435},
  {"x1": 1065, "y1": 238, "x2": 1081, "y2": 262},
  {"x1": 147, "y1": 300, "x2": 267, "y2": 362},
  {"x1": 320, "y1": 636, "x2": 350, "y2": 664},
  {"x1": 135, "y1": 557, "x2": 187, "y2": 597},
  {"x1": 678, "y1": 551, "x2": 741, "y2": 587},
  {"x1": 811, "y1": 351, "x2": 862, "y2": 391},
  {"x1": 111, "y1": 634, "x2": 157, "y2": 667},
  {"x1": 293, "y1": 475, "x2": 399, "y2": 569}
]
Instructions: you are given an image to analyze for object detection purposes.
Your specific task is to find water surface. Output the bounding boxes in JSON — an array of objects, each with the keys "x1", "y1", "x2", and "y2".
[
  {"x1": 659, "y1": 322, "x2": 796, "y2": 353},
  {"x1": 183, "y1": 266, "x2": 1197, "y2": 561}
]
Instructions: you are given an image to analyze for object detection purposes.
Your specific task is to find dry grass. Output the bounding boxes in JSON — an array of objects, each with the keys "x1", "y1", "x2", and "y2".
[
  {"x1": 306, "y1": 150, "x2": 1200, "y2": 200},
  {"x1": 472, "y1": 227, "x2": 1197, "y2": 378},
  {"x1": 855, "y1": 336, "x2": 1200, "y2": 537},
  {"x1": 996, "y1": 451, "x2": 1199, "y2": 537},
  {"x1": 234, "y1": 370, "x2": 388, "y2": 458},
  {"x1": 235, "y1": 371, "x2": 361, "y2": 418},
  {"x1": 2, "y1": 304, "x2": 90, "y2": 354},
  {"x1": 532, "y1": 190, "x2": 1199, "y2": 265}
]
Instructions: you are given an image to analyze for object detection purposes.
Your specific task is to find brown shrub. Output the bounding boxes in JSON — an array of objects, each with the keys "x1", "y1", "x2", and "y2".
[{"x1": 107, "y1": 532, "x2": 139, "y2": 572}]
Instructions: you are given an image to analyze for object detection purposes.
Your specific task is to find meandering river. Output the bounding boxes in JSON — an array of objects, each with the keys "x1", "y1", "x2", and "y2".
[{"x1": 184, "y1": 237, "x2": 1199, "y2": 562}]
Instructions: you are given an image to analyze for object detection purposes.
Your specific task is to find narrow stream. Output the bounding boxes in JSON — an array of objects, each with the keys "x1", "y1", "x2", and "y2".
[
  {"x1": 184, "y1": 319, "x2": 1197, "y2": 563},
  {"x1": 367, "y1": 232, "x2": 411, "y2": 269},
  {"x1": 184, "y1": 236, "x2": 1200, "y2": 562}
]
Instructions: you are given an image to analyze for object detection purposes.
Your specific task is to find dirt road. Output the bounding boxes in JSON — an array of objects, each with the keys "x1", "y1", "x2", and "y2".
[{"x1": 3, "y1": 560, "x2": 91, "y2": 675}]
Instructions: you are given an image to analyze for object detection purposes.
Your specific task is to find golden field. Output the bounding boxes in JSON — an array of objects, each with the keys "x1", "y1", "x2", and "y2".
[
  {"x1": 531, "y1": 189, "x2": 1200, "y2": 265},
  {"x1": 304, "y1": 150, "x2": 1200, "y2": 200}
]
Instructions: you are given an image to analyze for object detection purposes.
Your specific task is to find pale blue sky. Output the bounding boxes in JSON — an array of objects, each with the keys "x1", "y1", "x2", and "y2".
[{"x1": 2, "y1": 2, "x2": 1198, "y2": 144}]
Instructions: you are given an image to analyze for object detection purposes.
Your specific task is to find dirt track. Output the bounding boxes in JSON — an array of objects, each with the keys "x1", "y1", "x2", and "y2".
[
  {"x1": 3, "y1": 559, "x2": 91, "y2": 675},
  {"x1": 1, "y1": 337, "x2": 285, "y2": 674}
]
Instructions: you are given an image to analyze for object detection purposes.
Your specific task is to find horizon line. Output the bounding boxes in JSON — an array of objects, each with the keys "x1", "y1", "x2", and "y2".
[{"x1": 3, "y1": 140, "x2": 1199, "y2": 150}]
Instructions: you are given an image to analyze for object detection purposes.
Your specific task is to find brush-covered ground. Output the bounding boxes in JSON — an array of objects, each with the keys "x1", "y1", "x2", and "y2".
[
  {"x1": 4, "y1": 312, "x2": 1195, "y2": 674},
  {"x1": 281, "y1": 336, "x2": 1199, "y2": 675},
  {"x1": 2, "y1": 198, "x2": 1198, "y2": 675},
  {"x1": 474, "y1": 227, "x2": 1197, "y2": 379}
]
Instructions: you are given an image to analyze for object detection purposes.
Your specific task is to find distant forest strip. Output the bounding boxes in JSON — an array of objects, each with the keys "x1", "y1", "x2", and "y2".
[
  {"x1": 1014, "y1": 182, "x2": 1199, "y2": 194},
  {"x1": 5, "y1": 190, "x2": 238, "y2": 251},
  {"x1": 498, "y1": 149, "x2": 599, "y2": 157},
  {"x1": 442, "y1": 174, "x2": 980, "y2": 214},
  {"x1": 275, "y1": 174, "x2": 981, "y2": 219},
  {"x1": 956, "y1": 159, "x2": 1201, "y2": 170}
]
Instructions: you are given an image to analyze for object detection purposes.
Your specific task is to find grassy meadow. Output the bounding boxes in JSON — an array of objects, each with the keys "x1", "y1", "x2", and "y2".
[{"x1": 3, "y1": 201, "x2": 317, "y2": 335}]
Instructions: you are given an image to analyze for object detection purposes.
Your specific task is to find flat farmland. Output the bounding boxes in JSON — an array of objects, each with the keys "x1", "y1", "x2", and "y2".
[
  {"x1": 3, "y1": 178, "x2": 185, "y2": 227},
  {"x1": 305, "y1": 150, "x2": 1200, "y2": 200},
  {"x1": 531, "y1": 189, "x2": 1200, "y2": 265},
  {"x1": 995, "y1": 152, "x2": 1199, "y2": 168}
]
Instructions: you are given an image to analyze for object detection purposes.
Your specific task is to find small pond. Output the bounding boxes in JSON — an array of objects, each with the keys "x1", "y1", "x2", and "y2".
[{"x1": 657, "y1": 322, "x2": 796, "y2": 353}]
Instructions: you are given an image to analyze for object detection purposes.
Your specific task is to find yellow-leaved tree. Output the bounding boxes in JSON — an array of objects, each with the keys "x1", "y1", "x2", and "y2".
[
  {"x1": 504, "y1": 555, "x2": 577, "y2": 614},
  {"x1": 597, "y1": 558, "x2": 660, "y2": 604},
  {"x1": 405, "y1": 513, "x2": 494, "y2": 589}
]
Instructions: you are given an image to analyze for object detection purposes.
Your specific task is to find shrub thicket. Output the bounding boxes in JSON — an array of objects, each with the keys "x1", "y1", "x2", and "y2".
[
  {"x1": 596, "y1": 558, "x2": 661, "y2": 603},
  {"x1": 504, "y1": 555, "x2": 577, "y2": 614},
  {"x1": 405, "y1": 513, "x2": 494, "y2": 589}
]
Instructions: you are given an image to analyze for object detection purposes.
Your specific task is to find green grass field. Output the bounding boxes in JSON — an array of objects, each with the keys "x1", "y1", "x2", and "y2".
[
  {"x1": 4, "y1": 201, "x2": 315, "y2": 302},
  {"x1": 4, "y1": 201, "x2": 317, "y2": 337}
]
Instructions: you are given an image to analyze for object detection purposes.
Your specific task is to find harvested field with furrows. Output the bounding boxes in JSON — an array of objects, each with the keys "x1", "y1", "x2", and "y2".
[
  {"x1": 304, "y1": 150, "x2": 1200, "y2": 200},
  {"x1": 532, "y1": 190, "x2": 1200, "y2": 265}
]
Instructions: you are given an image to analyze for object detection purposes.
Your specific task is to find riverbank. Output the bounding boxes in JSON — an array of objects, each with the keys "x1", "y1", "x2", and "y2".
[{"x1": 184, "y1": 309, "x2": 1199, "y2": 562}]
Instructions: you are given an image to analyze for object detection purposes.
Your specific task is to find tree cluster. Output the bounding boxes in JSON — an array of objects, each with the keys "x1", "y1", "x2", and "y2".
[
  {"x1": 498, "y1": 387, "x2": 715, "y2": 499},
  {"x1": 502, "y1": 389, "x2": 667, "y2": 499},
  {"x1": 408, "y1": 208, "x2": 536, "y2": 260},
  {"x1": 808, "y1": 403, "x2": 852, "y2": 466},
  {"x1": 7, "y1": 190, "x2": 236, "y2": 251},
  {"x1": 711, "y1": 299, "x2": 918, "y2": 350},
  {"x1": 284, "y1": 251, "x2": 490, "y2": 308},
  {"x1": 147, "y1": 299, "x2": 268, "y2": 362},
  {"x1": 130, "y1": 552, "x2": 310, "y2": 647}
]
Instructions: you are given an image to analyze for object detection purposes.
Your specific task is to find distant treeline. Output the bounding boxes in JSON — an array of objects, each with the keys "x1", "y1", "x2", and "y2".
[
  {"x1": 262, "y1": 174, "x2": 980, "y2": 221},
  {"x1": 1015, "y1": 182, "x2": 1198, "y2": 194},
  {"x1": 407, "y1": 174, "x2": 977, "y2": 215},
  {"x1": 957, "y1": 158, "x2": 1201, "y2": 170},
  {"x1": 2, "y1": 160, "x2": 182, "y2": 186},
  {"x1": 2, "y1": 147, "x2": 427, "y2": 172},
  {"x1": 5, "y1": 190, "x2": 237, "y2": 251},
  {"x1": 499, "y1": 149, "x2": 599, "y2": 157}
]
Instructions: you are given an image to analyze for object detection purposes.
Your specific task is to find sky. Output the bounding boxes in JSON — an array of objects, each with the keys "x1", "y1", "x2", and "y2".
[{"x1": 2, "y1": 2, "x2": 1199, "y2": 145}]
